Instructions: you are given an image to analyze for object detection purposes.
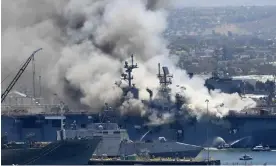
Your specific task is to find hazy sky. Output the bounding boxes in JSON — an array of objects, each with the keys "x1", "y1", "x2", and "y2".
[{"x1": 179, "y1": 0, "x2": 276, "y2": 7}]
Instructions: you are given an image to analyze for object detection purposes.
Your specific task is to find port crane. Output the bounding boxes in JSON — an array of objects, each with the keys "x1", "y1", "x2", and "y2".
[{"x1": 1, "y1": 48, "x2": 42, "y2": 103}]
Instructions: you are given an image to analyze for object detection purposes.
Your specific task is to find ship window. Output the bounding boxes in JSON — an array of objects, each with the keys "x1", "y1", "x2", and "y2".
[
  {"x1": 103, "y1": 131, "x2": 108, "y2": 134},
  {"x1": 81, "y1": 124, "x2": 86, "y2": 128},
  {"x1": 113, "y1": 131, "x2": 120, "y2": 134}
]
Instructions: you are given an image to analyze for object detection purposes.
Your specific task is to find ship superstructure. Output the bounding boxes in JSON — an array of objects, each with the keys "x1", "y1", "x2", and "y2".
[{"x1": 150, "y1": 63, "x2": 174, "y2": 111}]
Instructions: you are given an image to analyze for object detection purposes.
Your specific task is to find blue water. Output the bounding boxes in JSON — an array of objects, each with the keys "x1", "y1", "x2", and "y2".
[{"x1": 197, "y1": 149, "x2": 276, "y2": 165}]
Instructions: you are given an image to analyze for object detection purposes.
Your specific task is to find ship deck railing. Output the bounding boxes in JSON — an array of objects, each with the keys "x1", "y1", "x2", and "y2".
[{"x1": 1, "y1": 108, "x2": 93, "y2": 116}]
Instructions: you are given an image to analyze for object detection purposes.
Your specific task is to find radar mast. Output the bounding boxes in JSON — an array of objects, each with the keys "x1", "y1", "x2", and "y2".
[
  {"x1": 121, "y1": 55, "x2": 138, "y2": 88},
  {"x1": 156, "y1": 63, "x2": 173, "y2": 105},
  {"x1": 157, "y1": 63, "x2": 173, "y2": 90}
]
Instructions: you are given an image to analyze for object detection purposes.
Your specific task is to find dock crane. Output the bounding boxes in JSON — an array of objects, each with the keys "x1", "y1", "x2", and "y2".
[{"x1": 1, "y1": 48, "x2": 42, "y2": 103}]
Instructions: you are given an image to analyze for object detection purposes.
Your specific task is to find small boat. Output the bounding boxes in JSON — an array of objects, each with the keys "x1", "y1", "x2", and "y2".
[
  {"x1": 239, "y1": 154, "x2": 253, "y2": 161},
  {"x1": 252, "y1": 144, "x2": 271, "y2": 151}
]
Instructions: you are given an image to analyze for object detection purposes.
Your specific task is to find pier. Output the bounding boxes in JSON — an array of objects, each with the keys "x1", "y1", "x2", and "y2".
[{"x1": 88, "y1": 158, "x2": 221, "y2": 165}]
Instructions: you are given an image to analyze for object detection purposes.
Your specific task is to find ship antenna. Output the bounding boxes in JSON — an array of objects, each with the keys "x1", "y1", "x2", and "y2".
[{"x1": 121, "y1": 54, "x2": 138, "y2": 87}]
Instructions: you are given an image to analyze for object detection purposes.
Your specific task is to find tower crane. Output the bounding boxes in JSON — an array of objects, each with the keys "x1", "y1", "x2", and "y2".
[{"x1": 1, "y1": 48, "x2": 42, "y2": 103}]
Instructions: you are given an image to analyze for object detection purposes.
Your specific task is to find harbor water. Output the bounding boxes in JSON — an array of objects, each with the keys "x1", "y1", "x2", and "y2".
[{"x1": 197, "y1": 149, "x2": 276, "y2": 165}]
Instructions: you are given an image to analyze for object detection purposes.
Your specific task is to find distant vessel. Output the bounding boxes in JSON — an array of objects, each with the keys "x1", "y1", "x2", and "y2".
[
  {"x1": 252, "y1": 144, "x2": 271, "y2": 152},
  {"x1": 204, "y1": 71, "x2": 243, "y2": 94}
]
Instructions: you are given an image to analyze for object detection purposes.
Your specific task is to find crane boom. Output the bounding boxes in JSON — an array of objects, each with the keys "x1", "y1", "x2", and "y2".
[{"x1": 1, "y1": 48, "x2": 42, "y2": 103}]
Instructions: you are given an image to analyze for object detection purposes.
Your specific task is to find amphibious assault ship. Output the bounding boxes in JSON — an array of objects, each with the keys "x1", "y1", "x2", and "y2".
[
  {"x1": 2, "y1": 52, "x2": 276, "y2": 150},
  {"x1": 113, "y1": 55, "x2": 276, "y2": 148}
]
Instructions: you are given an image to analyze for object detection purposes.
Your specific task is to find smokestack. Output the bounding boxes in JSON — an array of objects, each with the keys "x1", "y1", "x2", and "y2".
[
  {"x1": 146, "y1": 88, "x2": 153, "y2": 100},
  {"x1": 158, "y1": 63, "x2": 161, "y2": 76},
  {"x1": 188, "y1": 72, "x2": 194, "y2": 79}
]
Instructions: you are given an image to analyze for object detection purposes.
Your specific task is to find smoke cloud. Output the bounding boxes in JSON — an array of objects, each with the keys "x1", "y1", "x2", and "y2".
[
  {"x1": 2, "y1": 0, "x2": 256, "y2": 123},
  {"x1": 120, "y1": 92, "x2": 146, "y2": 116}
]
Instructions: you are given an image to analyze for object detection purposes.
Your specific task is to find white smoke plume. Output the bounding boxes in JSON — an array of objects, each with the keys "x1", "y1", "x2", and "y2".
[
  {"x1": 147, "y1": 55, "x2": 257, "y2": 118},
  {"x1": 147, "y1": 111, "x2": 175, "y2": 126},
  {"x1": 120, "y1": 92, "x2": 146, "y2": 116},
  {"x1": 2, "y1": 0, "x2": 256, "y2": 121}
]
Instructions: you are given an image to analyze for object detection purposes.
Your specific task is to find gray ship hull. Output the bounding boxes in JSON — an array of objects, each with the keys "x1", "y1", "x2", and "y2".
[
  {"x1": 127, "y1": 115, "x2": 276, "y2": 148},
  {"x1": 146, "y1": 150, "x2": 202, "y2": 158},
  {"x1": 2, "y1": 113, "x2": 276, "y2": 149},
  {"x1": 119, "y1": 142, "x2": 203, "y2": 158},
  {"x1": 1, "y1": 138, "x2": 101, "y2": 165},
  {"x1": 2, "y1": 148, "x2": 42, "y2": 165}
]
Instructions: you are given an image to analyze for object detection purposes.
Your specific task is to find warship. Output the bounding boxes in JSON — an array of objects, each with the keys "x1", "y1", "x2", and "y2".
[
  {"x1": 204, "y1": 71, "x2": 244, "y2": 94},
  {"x1": 112, "y1": 55, "x2": 276, "y2": 148},
  {"x1": 126, "y1": 67, "x2": 276, "y2": 148},
  {"x1": 63, "y1": 110, "x2": 203, "y2": 159},
  {"x1": 1, "y1": 103, "x2": 101, "y2": 165},
  {"x1": 1, "y1": 137, "x2": 101, "y2": 165},
  {"x1": 1, "y1": 52, "x2": 276, "y2": 151},
  {"x1": 1, "y1": 106, "x2": 203, "y2": 165}
]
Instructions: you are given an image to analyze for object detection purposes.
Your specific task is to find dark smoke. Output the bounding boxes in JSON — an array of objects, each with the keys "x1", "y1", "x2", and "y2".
[
  {"x1": 62, "y1": 78, "x2": 84, "y2": 107},
  {"x1": 2, "y1": 0, "x2": 256, "y2": 122}
]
